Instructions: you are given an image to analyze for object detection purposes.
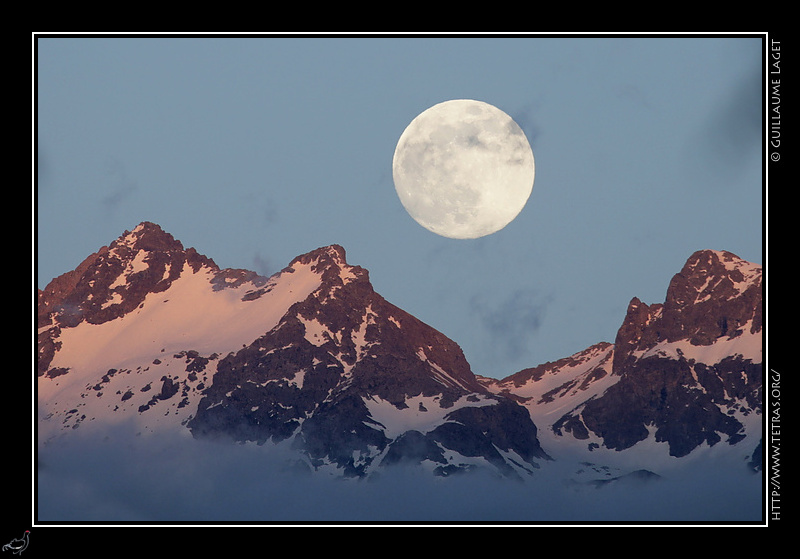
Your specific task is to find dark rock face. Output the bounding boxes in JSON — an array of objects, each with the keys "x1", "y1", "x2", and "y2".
[
  {"x1": 612, "y1": 297, "x2": 661, "y2": 373},
  {"x1": 294, "y1": 394, "x2": 391, "y2": 478},
  {"x1": 370, "y1": 398, "x2": 550, "y2": 479},
  {"x1": 587, "y1": 469, "x2": 662, "y2": 488},
  {"x1": 573, "y1": 356, "x2": 756, "y2": 456},
  {"x1": 187, "y1": 244, "x2": 547, "y2": 478},
  {"x1": 547, "y1": 250, "x2": 763, "y2": 458},
  {"x1": 427, "y1": 398, "x2": 549, "y2": 477},
  {"x1": 659, "y1": 250, "x2": 762, "y2": 344},
  {"x1": 381, "y1": 430, "x2": 449, "y2": 469}
]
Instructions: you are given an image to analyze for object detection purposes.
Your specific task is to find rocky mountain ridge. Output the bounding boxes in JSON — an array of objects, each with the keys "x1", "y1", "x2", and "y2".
[
  {"x1": 481, "y1": 249, "x2": 762, "y2": 474},
  {"x1": 37, "y1": 222, "x2": 763, "y2": 482},
  {"x1": 37, "y1": 222, "x2": 549, "y2": 479}
]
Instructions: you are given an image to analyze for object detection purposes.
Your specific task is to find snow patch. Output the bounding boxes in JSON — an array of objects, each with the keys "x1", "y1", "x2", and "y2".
[
  {"x1": 635, "y1": 322, "x2": 761, "y2": 365},
  {"x1": 301, "y1": 317, "x2": 332, "y2": 347},
  {"x1": 39, "y1": 257, "x2": 326, "y2": 439},
  {"x1": 363, "y1": 393, "x2": 497, "y2": 439},
  {"x1": 488, "y1": 344, "x2": 618, "y2": 427},
  {"x1": 415, "y1": 347, "x2": 472, "y2": 391}
]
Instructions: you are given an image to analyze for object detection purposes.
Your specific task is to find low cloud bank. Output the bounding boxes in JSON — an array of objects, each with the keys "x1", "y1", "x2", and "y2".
[{"x1": 36, "y1": 427, "x2": 762, "y2": 524}]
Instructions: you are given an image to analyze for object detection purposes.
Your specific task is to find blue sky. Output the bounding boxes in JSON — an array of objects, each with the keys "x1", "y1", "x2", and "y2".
[{"x1": 35, "y1": 34, "x2": 764, "y2": 380}]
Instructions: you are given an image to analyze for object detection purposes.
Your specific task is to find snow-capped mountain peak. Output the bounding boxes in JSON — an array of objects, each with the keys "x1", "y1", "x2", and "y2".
[
  {"x1": 37, "y1": 224, "x2": 334, "y2": 439},
  {"x1": 481, "y1": 248, "x2": 762, "y2": 472},
  {"x1": 37, "y1": 223, "x2": 549, "y2": 479}
]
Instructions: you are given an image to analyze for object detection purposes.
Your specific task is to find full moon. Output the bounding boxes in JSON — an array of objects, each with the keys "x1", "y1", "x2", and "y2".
[{"x1": 392, "y1": 99, "x2": 535, "y2": 239}]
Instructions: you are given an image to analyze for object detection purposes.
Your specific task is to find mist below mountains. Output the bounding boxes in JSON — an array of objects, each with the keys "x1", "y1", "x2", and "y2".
[{"x1": 37, "y1": 423, "x2": 761, "y2": 523}]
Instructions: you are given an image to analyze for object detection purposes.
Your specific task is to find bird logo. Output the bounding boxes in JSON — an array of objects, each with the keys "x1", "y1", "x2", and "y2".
[{"x1": 2, "y1": 531, "x2": 29, "y2": 555}]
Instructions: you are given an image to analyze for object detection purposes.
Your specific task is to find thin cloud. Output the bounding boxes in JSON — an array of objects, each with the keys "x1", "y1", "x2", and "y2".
[
  {"x1": 101, "y1": 156, "x2": 138, "y2": 211},
  {"x1": 470, "y1": 288, "x2": 552, "y2": 364},
  {"x1": 705, "y1": 67, "x2": 761, "y2": 168},
  {"x1": 37, "y1": 144, "x2": 50, "y2": 195},
  {"x1": 252, "y1": 252, "x2": 272, "y2": 277},
  {"x1": 509, "y1": 101, "x2": 544, "y2": 151},
  {"x1": 687, "y1": 49, "x2": 762, "y2": 183}
]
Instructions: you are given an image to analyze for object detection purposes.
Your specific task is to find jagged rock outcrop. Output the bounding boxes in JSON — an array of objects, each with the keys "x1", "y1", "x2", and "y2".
[
  {"x1": 37, "y1": 223, "x2": 222, "y2": 376},
  {"x1": 483, "y1": 250, "x2": 762, "y2": 465}
]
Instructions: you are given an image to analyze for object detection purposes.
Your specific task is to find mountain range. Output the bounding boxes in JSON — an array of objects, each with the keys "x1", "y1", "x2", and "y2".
[{"x1": 37, "y1": 222, "x2": 763, "y2": 487}]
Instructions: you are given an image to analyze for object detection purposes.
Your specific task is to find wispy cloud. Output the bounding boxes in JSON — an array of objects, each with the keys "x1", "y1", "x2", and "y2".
[
  {"x1": 704, "y1": 66, "x2": 762, "y2": 170},
  {"x1": 509, "y1": 102, "x2": 543, "y2": 150},
  {"x1": 688, "y1": 49, "x2": 762, "y2": 183},
  {"x1": 470, "y1": 288, "x2": 553, "y2": 365},
  {"x1": 101, "y1": 156, "x2": 138, "y2": 211},
  {"x1": 252, "y1": 252, "x2": 272, "y2": 277},
  {"x1": 36, "y1": 144, "x2": 50, "y2": 195}
]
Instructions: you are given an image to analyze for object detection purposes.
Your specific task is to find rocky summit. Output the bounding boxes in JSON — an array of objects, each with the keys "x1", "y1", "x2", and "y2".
[
  {"x1": 481, "y1": 249, "x2": 763, "y2": 476},
  {"x1": 37, "y1": 223, "x2": 762, "y2": 484}
]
